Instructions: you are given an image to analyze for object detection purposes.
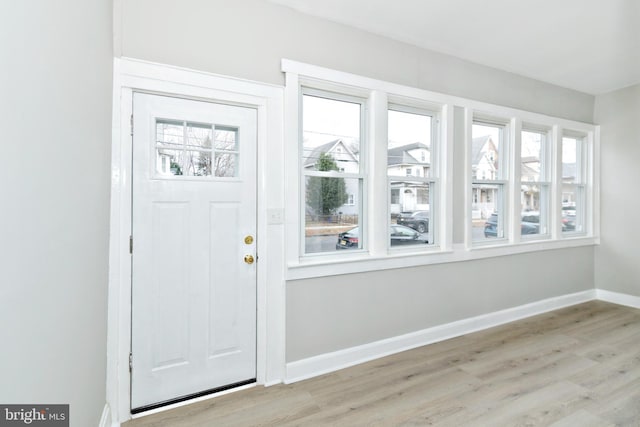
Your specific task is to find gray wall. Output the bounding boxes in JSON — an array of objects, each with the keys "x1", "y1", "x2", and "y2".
[
  {"x1": 117, "y1": 0, "x2": 597, "y2": 364},
  {"x1": 0, "y1": 1, "x2": 113, "y2": 425},
  {"x1": 119, "y1": 0, "x2": 594, "y2": 123},
  {"x1": 594, "y1": 84, "x2": 640, "y2": 296},
  {"x1": 288, "y1": 247, "x2": 594, "y2": 360}
]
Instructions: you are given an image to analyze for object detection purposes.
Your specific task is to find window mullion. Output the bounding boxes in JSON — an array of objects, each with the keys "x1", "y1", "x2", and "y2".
[
  {"x1": 303, "y1": 170, "x2": 362, "y2": 179},
  {"x1": 472, "y1": 179, "x2": 509, "y2": 185},
  {"x1": 368, "y1": 90, "x2": 387, "y2": 256},
  {"x1": 464, "y1": 108, "x2": 474, "y2": 248},
  {"x1": 551, "y1": 125, "x2": 563, "y2": 238},
  {"x1": 510, "y1": 117, "x2": 522, "y2": 244}
]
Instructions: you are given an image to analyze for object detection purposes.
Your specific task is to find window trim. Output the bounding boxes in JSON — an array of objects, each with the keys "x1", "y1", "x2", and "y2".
[
  {"x1": 470, "y1": 117, "x2": 510, "y2": 246},
  {"x1": 387, "y1": 103, "x2": 440, "y2": 251},
  {"x1": 283, "y1": 59, "x2": 598, "y2": 280},
  {"x1": 519, "y1": 127, "x2": 552, "y2": 241},
  {"x1": 560, "y1": 132, "x2": 589, "y2": 237},
  {"x1": 299, "y1": 88, "x2": 368, "y2": 257}
]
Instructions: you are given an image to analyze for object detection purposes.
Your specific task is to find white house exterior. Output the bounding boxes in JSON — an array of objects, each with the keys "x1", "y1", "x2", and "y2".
[
  {"x1": 388, "y1": 142, "x2": 431, "y2": 214},
  {"x1": 303, "y1": 141, "x2": 434, "y2": 216},
  {"x1": 303, "y1": 139, "x2": 360, "y2": 216},
  {"x1": 471, "y1": 135, "x2": 499, "y2": 219},
  {"x1": 521, "y1": 156, "x2": 541, "y2": 211}
]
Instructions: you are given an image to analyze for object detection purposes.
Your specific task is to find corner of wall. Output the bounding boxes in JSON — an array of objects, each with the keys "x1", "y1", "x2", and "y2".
[{"x1": 99, "y1": 403, "x2": 116, "y2": 427}]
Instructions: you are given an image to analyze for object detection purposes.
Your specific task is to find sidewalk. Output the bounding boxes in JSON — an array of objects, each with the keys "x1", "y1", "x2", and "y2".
[{"x1": 305, "y1": 224, "x2": 354, "y2": 236}]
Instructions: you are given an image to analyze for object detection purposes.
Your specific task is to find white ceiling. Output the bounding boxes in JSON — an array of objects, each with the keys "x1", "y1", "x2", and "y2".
[{"x1": 269, "y1": 0, "x2": 640, "y2": 95}]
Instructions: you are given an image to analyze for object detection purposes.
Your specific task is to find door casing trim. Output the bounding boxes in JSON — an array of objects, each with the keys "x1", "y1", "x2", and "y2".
[{"x1": 107, "y1": 57, "x2": 285, "y2": 424}]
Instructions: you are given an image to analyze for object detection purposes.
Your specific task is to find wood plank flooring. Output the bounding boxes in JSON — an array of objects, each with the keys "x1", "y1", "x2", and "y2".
[{"x1": 125, "y1": 301, "x2": 640, "y2": 426}]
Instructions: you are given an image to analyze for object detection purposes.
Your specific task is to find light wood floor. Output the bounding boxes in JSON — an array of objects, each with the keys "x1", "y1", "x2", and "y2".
[{"x1": 125, "y1": 301, "x2": 640, "y2": 426}]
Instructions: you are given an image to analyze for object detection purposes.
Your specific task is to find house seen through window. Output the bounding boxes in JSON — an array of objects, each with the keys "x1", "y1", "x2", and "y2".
[
  {"x1": 472, "y1": 122, "x2": 506, "y2": 243},
  {"x1": 520, "y1": 129, "x2": 550, "y2": 238},
  {"x1": 388, "y1": 107, "x2": 435, "y2": 247},
  {"x1": 302, "y1": 91, "x2": 364, "y2": 254}
]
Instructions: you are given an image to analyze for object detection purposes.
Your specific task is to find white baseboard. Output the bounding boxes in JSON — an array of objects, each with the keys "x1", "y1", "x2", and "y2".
[
  {"x1": 596, "y1": 289, "x2": 640, "y2": 309},
  {"x1": 285, "y1": 289, "x2": 597, "y2": 383}
]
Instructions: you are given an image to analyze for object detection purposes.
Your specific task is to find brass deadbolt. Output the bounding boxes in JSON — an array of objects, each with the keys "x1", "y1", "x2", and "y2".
[{"x1": 244, "y1": 235, "x2": 254, "y2": 245}]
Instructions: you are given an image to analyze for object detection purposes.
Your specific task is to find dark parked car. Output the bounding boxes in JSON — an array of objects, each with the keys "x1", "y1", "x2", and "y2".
[
  {"x1": 484, "y1": 212, "x2": 540, "y2": 238},
  {"x1": 521, "y1": 213, "x2": 541, "y2": 235},
  {"x1": 562, "y1": 215, "x2": 576, "y2": 231},
  {"x1": 397, "y1": 210, "x2": 429, "y2": 233},
  {"x1": 336, "y1": 225, "x2": 428, "y2": 249},
  {"x1": 562, "y1": 206, "x2": 576, "y2": 231},
  {"x1": 483, "y1": 213, "x2": 499, "y2": 238}
]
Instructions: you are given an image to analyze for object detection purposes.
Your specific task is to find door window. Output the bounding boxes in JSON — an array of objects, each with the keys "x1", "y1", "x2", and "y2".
[{"x1": 156, "y1": 119, "x2": 239, "y2": 178}]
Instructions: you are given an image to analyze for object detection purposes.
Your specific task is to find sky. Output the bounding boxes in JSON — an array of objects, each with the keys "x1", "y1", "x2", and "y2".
[
  {"x1": 302, "y1": 94, "x2": 432, "y2": 149},
  {"x1": 302, "y1": 94, "x2": 577, "y2": 163}
]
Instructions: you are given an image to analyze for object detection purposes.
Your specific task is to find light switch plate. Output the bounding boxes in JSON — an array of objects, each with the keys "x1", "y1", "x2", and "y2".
[{"x1": 267, "y1": 208, "x2": 284, "y2": 224}]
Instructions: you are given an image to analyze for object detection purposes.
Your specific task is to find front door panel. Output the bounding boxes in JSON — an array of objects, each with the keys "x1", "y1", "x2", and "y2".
[{"x1": 131, "y1": 93, "x2": 257, "y2": 410}]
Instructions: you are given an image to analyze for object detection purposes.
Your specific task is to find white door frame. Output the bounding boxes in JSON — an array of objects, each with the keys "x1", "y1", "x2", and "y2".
[{"x1": 106, "y1": 57, "x2": 285, "y2": 425}]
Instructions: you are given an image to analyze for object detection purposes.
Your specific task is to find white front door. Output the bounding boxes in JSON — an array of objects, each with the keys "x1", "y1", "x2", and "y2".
[{"x1": 130, "y1": 93, "x2": 257, "y2": 411}]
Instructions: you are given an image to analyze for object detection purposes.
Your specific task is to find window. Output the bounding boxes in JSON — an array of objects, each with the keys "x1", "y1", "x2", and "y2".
[
  {"x1": 155, "y1": 120, "x2": 238, "y2": 177},
  {"x1": 520, "y1": 129, "x2": 550, "y2": 238},
  {"x1": 284, "y1": 60, "x2": 597, "y2": 279},
  {"x1": 562, "y1": 135, "x2": 587, "y2": 234},
  {"x1": 301, "y1": 90, "x2": 365, "y2": 254},
  {"x1": 388, "y1": 107, "x2": 436, "y2": 248},
  {"x1": 390, "y1": 188, "x2": 400, "y2": 205},
  {"x1": 417, "y1": 188, "x2": 429, "y2": 204},
  {"x1": 471, "y1": 121, "x2": 507, "y2": 243}
]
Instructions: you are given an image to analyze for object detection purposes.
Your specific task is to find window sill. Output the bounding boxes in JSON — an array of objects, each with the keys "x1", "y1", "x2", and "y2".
[{"x1": 286, "y1": 236, "x2": 598, "y2": 280}]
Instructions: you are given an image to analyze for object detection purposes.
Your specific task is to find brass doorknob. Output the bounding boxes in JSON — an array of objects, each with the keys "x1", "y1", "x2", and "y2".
[{"x1": 244, "y1": 254, "x2": 254, "y2": 264}]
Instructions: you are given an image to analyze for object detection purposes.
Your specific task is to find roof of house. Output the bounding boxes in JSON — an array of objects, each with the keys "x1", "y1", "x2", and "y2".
[
  {"x1": 303, "y1": 140, "x2": 358, "y2": 168},
  {"x1": 471, "y1": 135, "x2": 497, "y2": 168},
  {"x1": 520, "y1": 156, "x2": 540, "y2": 179},
  {"x1": 387, "y1": 142, "x2": 429, "y2": 166},
  {"x1": 562, "y1": 163, "x2": 577, "y2": 180},
  {"x1": 521, "y1": 162, "x2": 539, "y2": 179}
]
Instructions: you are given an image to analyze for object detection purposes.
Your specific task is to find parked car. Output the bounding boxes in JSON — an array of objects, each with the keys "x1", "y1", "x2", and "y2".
[
  {"x1": 484, "y1": 212, "x2": 540, "y2": 238},
  {"x1": 336, "y1": 227, "x2": 361, "y2": 249},
  {"x1": 484, "y1": 213, "x2": 499, "y2": 237},
  {"x1": 390, "y1": 224, "x2": 429, "y2": 245},
  {"x1": 397, "y1": 210, "x2": 429, "y2": 233},
  {"x1": 336, "y1": 225, "x2": 428, "y2": 249},
  {"x1": 562, "y1": 214, "x2": 576, "y2": 231},
  {"x1": 561, "y1": 205, "x2": 577, "y2": 231},
  {"x1": 396, "y1": 211, "x2": 413, "y2": 224},
  {"x1": 521, "y1": 213, "x2": 541, "y2": 235}
]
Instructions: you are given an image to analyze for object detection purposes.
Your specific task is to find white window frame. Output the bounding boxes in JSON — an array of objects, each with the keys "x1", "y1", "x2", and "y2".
[
  {"x1": 470, "y1": 116, "x2": 510, "y2": 246},
  {"x1": 560, "y1": 132, "x2": 589, "y2": 237},
  {"x1": 519, "y1": 125, "x2": 552, "y2": 241},
  {"x1": 284, "y1": 59, "x2": 597, "y2": 280},
  {"x1": 387, "y1": 103, "x2": 440, "y2": 251},
  {"x1": 299, "y1": 87, "x2": 367, "y2": 256},
  {"x1": 283, "y1": 60, "x2": 453, "y2": 278}
]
